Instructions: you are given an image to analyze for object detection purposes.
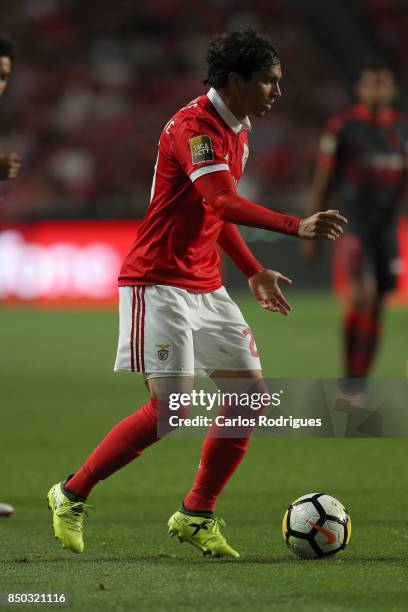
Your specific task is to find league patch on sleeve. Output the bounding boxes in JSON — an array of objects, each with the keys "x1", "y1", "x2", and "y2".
[{"x1": 189, "y1": 135, "x2": 214, "y2": 164}]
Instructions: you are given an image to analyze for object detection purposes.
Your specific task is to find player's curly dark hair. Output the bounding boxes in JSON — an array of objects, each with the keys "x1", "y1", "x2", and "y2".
[
  {"x1": 205, "y1": 28, "x2": 279, "y2": 88},
  {"x1": 0, "y1": 34, "x2": 16, "y2": 63}
]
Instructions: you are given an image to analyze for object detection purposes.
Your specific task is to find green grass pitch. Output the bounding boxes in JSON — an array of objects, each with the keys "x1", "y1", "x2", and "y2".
[{"x1": 1, "y1": 291, "x2": 407, "y2": 611}]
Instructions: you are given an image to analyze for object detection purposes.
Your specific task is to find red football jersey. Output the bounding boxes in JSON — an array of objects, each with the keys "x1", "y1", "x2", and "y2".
[{"x1": 119, "y1": 88, "x2": 251, "y2": 292}]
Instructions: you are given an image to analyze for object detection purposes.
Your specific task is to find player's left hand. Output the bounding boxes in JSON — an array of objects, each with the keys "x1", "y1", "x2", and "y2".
[
  {"x1": 248, "y1": 268, "x2": 293, "y2": 316},
  {"x1": 0, "y1": 152, "x2": 21, "y2": 180}
]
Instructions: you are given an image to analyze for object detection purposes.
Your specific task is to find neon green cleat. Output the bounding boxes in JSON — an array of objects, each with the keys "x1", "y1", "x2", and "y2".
[
  {"x1": 168, "y1": 510, "x2": 240, "y2": 559},
  {"x1": 47, "y1": 481, "x2": 94, "y2": 553}
]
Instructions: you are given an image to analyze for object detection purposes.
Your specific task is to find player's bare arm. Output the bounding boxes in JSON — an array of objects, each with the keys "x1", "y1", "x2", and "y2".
[{"x1": 0, "y1": 152, "x2": 21, "y2": 180}]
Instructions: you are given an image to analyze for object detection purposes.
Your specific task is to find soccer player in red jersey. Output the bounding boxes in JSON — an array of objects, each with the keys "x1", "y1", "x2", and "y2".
[
  {"x1": 303, "y1": 64, "x2": 407, "y2": 403},
  {"x1": 48, "y1": 29, "x2": 346, "y2": 558},
  {"x1": 0, "y1": 36, "x2": 20, "y2": 182}
]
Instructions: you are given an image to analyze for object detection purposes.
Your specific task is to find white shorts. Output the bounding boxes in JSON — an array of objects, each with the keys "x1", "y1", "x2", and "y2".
[{"x1": 114, "y1": 285, "x2": 262, "y2": 378}]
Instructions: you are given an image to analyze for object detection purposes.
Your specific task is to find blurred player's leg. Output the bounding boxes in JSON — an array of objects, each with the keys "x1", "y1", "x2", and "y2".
[
  {"x1": 342, "y1": 226, "x2": 398, "y2": 384},
  {"x1": 344, "y1": 281, "x2": 383, "y2": 380}
]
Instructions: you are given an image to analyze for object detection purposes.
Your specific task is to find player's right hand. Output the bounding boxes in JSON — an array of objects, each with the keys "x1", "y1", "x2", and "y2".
[
  {"x1": 0, "y1": 152, "x2": 21, "y2": 180},
  {"x1": 298, "y1": 210, "x2": 347, "y2": 241},
  {"x1": 248, "y1": 268, "x2": 293, "y2": 316}
]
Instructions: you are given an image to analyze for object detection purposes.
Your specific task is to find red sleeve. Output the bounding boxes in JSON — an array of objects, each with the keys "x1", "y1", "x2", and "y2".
[
  {"x1": 194, "y1": 170, "x2": 300, "y2": 236},
  {"x1": 172, "y1": 117, "x2": 229, "y2": 182},
  {"x1": 218, "y1": 222, "x2": 263, "y2": 279}
]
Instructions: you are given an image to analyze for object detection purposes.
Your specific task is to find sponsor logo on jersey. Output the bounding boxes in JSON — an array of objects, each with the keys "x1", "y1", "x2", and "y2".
[{"x1": 189, "y1": 135, "x2": 214, "y2": 164}]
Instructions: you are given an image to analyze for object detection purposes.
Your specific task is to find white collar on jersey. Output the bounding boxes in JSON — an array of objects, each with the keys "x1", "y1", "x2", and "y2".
[{"x1": 207, "y1": 87, "x2": 252, "y2": 134}]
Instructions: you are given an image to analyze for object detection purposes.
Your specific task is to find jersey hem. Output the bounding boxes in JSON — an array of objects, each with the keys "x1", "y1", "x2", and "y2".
[{"x1": 118, "y1": 279, "x2": 223, "y2": 294}]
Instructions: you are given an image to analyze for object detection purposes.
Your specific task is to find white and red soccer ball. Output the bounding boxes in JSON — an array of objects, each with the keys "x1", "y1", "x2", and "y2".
[{"x1": 282, "y1": 493, "x2": 351, "y2": 559}]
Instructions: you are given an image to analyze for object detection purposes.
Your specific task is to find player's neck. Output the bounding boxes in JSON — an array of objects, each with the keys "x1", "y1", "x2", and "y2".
[{"x1": 216, "y1": 88, "x2": 247, "y2": 122}]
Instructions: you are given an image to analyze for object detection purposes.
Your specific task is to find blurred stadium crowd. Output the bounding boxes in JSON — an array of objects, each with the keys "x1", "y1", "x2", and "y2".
[{"x1": 0, "y1": 0, "x2": 406, "y2": 221}]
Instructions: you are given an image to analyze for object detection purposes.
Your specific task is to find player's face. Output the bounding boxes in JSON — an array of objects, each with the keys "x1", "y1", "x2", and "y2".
[
  {"x1": 0, "y1": 56, "x2": 12, "y2": 97},
  {"x1": 239, "y1": 64, "x2": 282, "y2": 118},
  {"x1": 356, "y1": 69, "x2": 396, "y2": 108}
]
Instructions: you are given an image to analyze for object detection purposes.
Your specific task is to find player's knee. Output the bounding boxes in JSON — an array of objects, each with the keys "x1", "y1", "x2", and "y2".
[{"x1": 147, "y1": 375, "x2": 193, "y2": 397}]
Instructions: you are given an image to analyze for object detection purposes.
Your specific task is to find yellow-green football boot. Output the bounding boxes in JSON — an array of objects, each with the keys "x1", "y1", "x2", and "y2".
[
  {"x1": 47, "y1": 478, "x2": 94, "y2": 553},
  {"x1": 168, "y1": 510, "x2": 240, "y2": 558}
]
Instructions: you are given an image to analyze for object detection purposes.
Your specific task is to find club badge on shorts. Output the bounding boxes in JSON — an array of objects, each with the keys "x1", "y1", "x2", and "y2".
[{"x1": 156, "y1": 341, "x2": 172, "y2": 362}]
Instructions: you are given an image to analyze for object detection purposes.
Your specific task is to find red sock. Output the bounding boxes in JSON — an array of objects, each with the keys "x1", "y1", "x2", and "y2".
[
  {"x1": 183, "y1": 405, "x2": 254, "y2": 513},
  {"x1": 66, "y1": 399, "x2": 160, "y2": 498},
  {"x1": 183, "y1": 436, "x2": 250, "y2": 513}
]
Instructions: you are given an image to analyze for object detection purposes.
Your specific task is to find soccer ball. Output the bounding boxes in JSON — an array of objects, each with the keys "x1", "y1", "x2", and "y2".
[
  {"x1": 0, "y1": 502, "x2": 15, "y2": 517},
  {"x1": 282, "y1": 493, "x2": 351, "y2": 559}
]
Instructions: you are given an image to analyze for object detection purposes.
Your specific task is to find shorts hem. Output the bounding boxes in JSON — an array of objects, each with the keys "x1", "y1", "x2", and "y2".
[{"x1": 114, "y1": 367, "x2": 195, "y2": 377}]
